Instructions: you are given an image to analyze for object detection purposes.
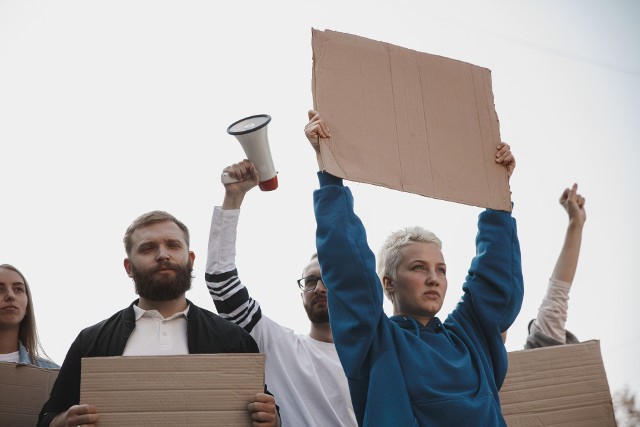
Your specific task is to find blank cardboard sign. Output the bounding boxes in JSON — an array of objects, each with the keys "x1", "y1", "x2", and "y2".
[
  {"x1": 0, "y1": 362, "x2": 59, "y2": 427},
  {"x1": 311, "y1": 28, "x2": 512, "y2": 211},
  {"x1": 500, "y1": 340, "x2": 616, "y2": 426},
  {"x1": 80, "y1": 354, "x2": 265, "y2": 426}
]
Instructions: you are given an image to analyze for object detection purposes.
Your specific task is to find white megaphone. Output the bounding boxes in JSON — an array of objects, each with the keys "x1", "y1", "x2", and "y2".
[{"x1": 221, "y1": 114, "x2": 278, "y2": 191}]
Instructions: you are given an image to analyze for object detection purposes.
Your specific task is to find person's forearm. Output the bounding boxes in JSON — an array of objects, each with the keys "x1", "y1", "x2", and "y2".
[
  {"x1": 551, "y1": 220, "x2": 583, "y2": 283},
  {"x1": 206, "y1": 206, "x2": 240, "y2": 275},
  {"x1": 221, "y1": 191, "x2": 245, "y2": 210}
]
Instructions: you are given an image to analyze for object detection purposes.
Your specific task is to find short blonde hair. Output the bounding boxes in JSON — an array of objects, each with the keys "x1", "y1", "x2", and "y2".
[{"x1": 377, "y1": 226, "x2": 442, "y2": 300}]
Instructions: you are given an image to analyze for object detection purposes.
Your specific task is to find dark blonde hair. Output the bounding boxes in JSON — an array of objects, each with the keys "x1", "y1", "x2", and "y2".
[
  {"x1": 123, "y1": 211, "x2": 190, "y2": 256},
  {"x1": 0, "y1": 264, "x2": 51, "y2": 364}
]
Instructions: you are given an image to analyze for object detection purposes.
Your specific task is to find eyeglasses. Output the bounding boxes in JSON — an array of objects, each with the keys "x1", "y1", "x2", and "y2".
[{"x1": 297, "y1": 275, "x2": 323, "y2": 292}]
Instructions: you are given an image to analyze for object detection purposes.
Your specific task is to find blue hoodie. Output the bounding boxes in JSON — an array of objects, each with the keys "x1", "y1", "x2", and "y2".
[{"x1": 313, "y1": 173, "x2": 523, "y2": 427}]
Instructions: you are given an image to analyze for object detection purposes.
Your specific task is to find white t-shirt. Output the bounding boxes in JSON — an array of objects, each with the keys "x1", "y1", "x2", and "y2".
[
  {"x1": 252, "y1": 315, "x2": 357, "y2": 427},
  {"x1": 206, "y1": 206, "x2": 357, "y2": 427},
  {"x1": 0, "y1": 350, "x2": 19, "y2": 363}
]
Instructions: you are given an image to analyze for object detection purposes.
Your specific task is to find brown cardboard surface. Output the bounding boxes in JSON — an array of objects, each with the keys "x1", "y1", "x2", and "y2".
[
  {"x1": 0, "y1": 362, "x2": 59, "y2": 427},
  {"x1": 311, "y1": 28, "x2": 512, "y2": 211},
  {"x1": 500, "y1": 340, "x2": 616, "y2": 426},
  {"x1": 80, "y1": 353, "x2": 265, "y2": 426}
]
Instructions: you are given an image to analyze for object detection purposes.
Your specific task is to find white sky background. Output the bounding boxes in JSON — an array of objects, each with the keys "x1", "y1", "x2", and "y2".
[{"x1": 1, "y1": 0, "x2": 638, "y2": 400}]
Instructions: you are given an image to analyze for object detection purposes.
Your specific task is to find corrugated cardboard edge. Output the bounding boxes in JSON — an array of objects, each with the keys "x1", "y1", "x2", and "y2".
[
  {"x1": 500, "y1": 340, "x2": 616, "y2": 427},
  {"x1": 311, "y1": 28, "x2": 512, "y2": 211}
]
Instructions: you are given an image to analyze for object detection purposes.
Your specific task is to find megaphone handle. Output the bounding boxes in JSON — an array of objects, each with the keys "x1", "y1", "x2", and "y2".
[{"x1": 221, "y1": 171, "x2": 242, "y2": 184}]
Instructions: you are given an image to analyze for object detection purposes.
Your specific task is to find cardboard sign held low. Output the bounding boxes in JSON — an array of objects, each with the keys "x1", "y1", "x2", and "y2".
[
  {"x1": 0, "y1": 362, "x2": 59, "y2": 427},
  {"x1": 311, "y1": 28, "x2": 512, "y2": 211},
  {"x1": 80, "y1": 354, "x2": 265, "y2": 426},
  {"x1": 500, "y1": 340, "x2": 616, "y2": 426}
]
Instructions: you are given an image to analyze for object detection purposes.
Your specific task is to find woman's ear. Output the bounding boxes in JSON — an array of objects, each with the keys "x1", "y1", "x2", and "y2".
[{"x1": 382, "y1": 275, "x2": 394, "y2": 295}]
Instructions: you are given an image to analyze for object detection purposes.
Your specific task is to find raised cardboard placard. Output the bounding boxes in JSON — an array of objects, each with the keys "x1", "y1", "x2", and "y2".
[
  {"x1": 311, "y1": 28, "x2": 511, "y2": 211},
  {"x1": 0, "y1": 362, "x2": 59, "y2": 427},
  {"x1": 80, "y1": 354, "x2": 265, "y2": 426},
  {"x1": 500, "y1": 340, "x2": 616, "y2": 426}
]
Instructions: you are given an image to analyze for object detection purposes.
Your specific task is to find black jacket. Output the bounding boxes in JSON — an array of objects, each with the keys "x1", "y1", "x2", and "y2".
[{"x1": 38, "y1": 299, "x2": 261, "y2": 426}]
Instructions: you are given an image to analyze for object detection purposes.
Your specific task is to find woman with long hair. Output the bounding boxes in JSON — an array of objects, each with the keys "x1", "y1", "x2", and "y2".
[{"x1": 0, "y1": 264, "x2": 58, "y2": 368}]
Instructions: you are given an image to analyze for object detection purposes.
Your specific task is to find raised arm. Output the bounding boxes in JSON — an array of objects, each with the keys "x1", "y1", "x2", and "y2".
[
  {"x1": 552, "y1": 184, "x2": 586, "y2": 283},
  {"x1": 305, "y1": 110, "x2": 384, "y2": 377},
  {"x1": 454, "y1": 143, "x2": 523, "y2": 339},
  {"x1": 220, "y1": 160, "x2": 260, "y2": 210},
  {"x1": 205, "y1": 160, "x2": 263, "y2": 332},
  {"x1": 527, "y1": 184, "x2": 586, "y2": 346}
]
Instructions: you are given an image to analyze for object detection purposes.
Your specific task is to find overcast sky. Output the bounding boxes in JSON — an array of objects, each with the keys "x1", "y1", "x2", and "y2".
[{"x1": 1, "y1": 0, "x2": 638, "y2": 401}]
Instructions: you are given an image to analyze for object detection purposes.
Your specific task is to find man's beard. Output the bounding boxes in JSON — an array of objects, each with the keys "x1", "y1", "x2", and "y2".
[
  {"x1": 303, "y1": 296, "x2": 330, "y2": 324},
  {"x1": 130, "y1": 260, "x2": 193, "y2": 301}
]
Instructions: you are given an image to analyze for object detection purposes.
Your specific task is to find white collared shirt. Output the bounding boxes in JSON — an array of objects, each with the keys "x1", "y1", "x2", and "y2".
[{"x1": 122, "y1": 304, "x2": 190, "y2": 356}]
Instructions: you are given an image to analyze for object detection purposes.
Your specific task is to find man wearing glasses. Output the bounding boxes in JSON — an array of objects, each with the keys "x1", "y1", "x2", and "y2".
[{"x1": 205, "y1": 159, "x2": 357, "y2": 427}]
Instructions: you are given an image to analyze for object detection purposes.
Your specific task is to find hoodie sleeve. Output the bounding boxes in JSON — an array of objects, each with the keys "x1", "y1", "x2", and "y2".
[
  {"x1": 453, "y1": 209, "x2": 524, "y2": 347},
  {"x1": 313, "y1": 172, "x2": 385, "y2": 378}
]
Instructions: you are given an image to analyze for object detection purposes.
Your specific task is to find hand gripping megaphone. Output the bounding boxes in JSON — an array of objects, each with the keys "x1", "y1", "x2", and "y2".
[{"x1": 221, "y1": 114, "x2": 278, "y2": 191}]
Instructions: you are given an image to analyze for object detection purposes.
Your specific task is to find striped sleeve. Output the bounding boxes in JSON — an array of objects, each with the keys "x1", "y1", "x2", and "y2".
[
  {"x1": 205, "y1": 206, "x2": 262, "y2": 332},
  {"x1": 205, "y1": 269, "x2": 262, "y2": 332}
]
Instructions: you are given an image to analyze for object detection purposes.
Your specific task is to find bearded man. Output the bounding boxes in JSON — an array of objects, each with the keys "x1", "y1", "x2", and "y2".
[{"x1": 38, "y1": 211, "x2": 280, "y2": 427}]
